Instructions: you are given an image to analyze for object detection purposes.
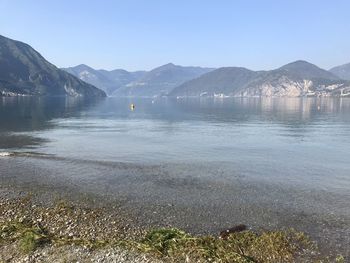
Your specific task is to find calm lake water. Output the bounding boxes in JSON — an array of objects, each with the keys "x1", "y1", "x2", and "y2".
[{"x1": 0, "y1": 96, "x2": 349, "y2": 255}]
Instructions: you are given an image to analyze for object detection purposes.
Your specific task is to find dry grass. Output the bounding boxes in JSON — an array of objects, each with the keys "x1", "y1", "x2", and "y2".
[
  {"x1": 1, "y1": 220, "x2": 342, "y2": 262},
  {"x1": 0, "y1": 197, "x2": 345, "y2": 262},
  {"x1": 137, "y1": 227, "x2": 316, "y2": 262}
]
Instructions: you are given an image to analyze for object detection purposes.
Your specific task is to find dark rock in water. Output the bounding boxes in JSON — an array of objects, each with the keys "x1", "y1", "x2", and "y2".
[
  {"x1": 0, "y1": 35, "x2": 106, "y2": 98},
  {"x1": 219, "y1": 224, "x2": 247, "y2": 240}
]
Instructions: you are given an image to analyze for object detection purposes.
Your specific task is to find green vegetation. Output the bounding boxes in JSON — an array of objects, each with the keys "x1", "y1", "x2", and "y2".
[
  {"x1": 136, "y1": 227, "x2": 314, "y2": 262},
  {"x1": 0, "y1": 220, "x2": 49, "y2": 253},
  {"x1": 0, "y1": 197, "x2": 345, "y2": 262},
  {"x1": 0, "y1": 219, "x2": 340, "y2": 262}
]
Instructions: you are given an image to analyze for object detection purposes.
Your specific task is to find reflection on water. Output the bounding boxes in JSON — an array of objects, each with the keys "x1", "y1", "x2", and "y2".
[
  {"x1": 0, "y1": 96, "x2": 102, "y2": 148},
  {"x1": 1, "y1": 96, "x2": 350, "y2": 185},
  {"x1": 0, "y1": 96, "x2": 102, "y2": 132},
  {"x1": 1, "y1": 96, "x2": 350, "y2": 184},
  {"x1": 0, "y1": 96, "x2": 349, "y2": 136},
  {"x1": 177, "y1": 97, "x2": 350, "y2": 123},
  {"x1": 1, "y1": 96, "x2": 350, "y2": 151}
]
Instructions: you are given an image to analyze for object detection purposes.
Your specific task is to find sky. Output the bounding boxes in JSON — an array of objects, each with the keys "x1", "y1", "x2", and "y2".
[{"x1": 0, "y1": 0, "x2": 349, "y2": 71}]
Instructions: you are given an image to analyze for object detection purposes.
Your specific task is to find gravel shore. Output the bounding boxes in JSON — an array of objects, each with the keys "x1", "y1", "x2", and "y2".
[
  {"x1": 0, "y1": 154, "x2": 349, "y2": 261},
  {"x1": 1, "y1": 244, "x2": 159, "y2": 263},
  {"x1": 0, "y1": 191, "x2": 161, "y2": 263}
]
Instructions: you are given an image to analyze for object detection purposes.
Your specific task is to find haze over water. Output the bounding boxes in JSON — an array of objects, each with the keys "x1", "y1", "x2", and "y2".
[{"x1": 0, "y1": 97, "x2": 349, "y2": 255}]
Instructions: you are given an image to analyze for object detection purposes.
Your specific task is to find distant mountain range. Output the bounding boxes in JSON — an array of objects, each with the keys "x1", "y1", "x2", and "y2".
[
  {"x1": 171, "y1": 61, "x2": 350, "y2": 97},
  {"x1": 63, "y1": 64, "x2": 146, "y2": 96},
  {"x1": 64, "y1": 61, "x2": 350, "y2": 98},
  {"x1": 0, "y1": 35, "x2": 106, "y2": 97},
  {"x1": 63, "y1": 63, "x2": 214, "y2": 96},
  {"x1": 2, "y1": 34, "x2": 350, "y2": 98},
  {"x1": 330, "y1": 63, "x2": 350, "y2": 80},
  {"x1": 113, "y1": 63, "x2": 214, "y2": 97}
]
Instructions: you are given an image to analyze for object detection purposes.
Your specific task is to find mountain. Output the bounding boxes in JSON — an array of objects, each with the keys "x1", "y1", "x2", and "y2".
[
  {"x1": 170, "y1": 60, "x2": 350, "y2": 97},
  {"x1": 63, "y1": 65, "x2": 146, "y2": 95},
  {"x1": 280, "y1": 60, "x2": 339, "y2": 80},
  {"x1": 239, "y1": 60, "x2": 343, "y2": 97},
  {"x1": 0, "y1": 35, "x2": 106, "y2": 97},
  {"x1": 63, "y1": 64, "x2": 113, "y2": 93},
  {"x1": 112, "y1": 63, "x2": 215, "y2": 97},
  {"x1": 169, "y1": 67, "x2": 259, "y2": 97},
  {"x1": 329, "y1": 63, "x2": 350, "y2": 80}
]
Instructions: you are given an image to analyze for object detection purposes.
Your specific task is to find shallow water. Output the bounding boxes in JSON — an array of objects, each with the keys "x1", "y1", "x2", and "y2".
[{"x1": 0, "y1": 96, "x2": 349, "y2": 255}]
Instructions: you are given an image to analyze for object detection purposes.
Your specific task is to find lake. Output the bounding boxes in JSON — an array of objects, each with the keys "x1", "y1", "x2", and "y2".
[{"x1": 0, "y1": 96, "x2": 349, "y2": 256}]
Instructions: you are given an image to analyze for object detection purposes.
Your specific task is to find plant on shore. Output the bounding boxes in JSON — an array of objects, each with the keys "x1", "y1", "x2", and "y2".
[
  {"x1": 136, "y1": 227, "x2": 317, "y2": 262},
  {"x1": 0, "y1": 220, "x2": 49, "y2": 253},
  {"x1": 335, "y1": 255, "x2": 345, "y2": 263},
  {"x1": 0, "y1": 220, "x2": 330, "y2": 262},
  {"x1": 0, "y1": 197, "x2": 344, "y2": 262}
]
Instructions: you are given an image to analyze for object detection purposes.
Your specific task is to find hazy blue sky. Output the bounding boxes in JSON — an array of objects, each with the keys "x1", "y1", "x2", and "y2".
[{"x1": 0, "y1": 0, "x2": 349, "y2": 71}]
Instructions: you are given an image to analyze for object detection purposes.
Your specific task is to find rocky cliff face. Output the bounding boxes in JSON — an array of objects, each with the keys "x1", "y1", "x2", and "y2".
[
  {"x1": 0, "y1": 35, "x2": 106, "y2": 97},
  {"x1": 240, "y1": 77, "x2": 349, "y2": 97}
]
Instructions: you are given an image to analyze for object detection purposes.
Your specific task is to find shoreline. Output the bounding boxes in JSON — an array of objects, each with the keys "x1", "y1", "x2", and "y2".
[
  {"x1": 0, "y1": 189, "x2": 158, "y2": 263},
  {"x1": 0, "y1": 155, "x2": 349, "y2": 260},
  {"x1": 0, "y1": 188, "x2": 345, "y2": 262}
]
